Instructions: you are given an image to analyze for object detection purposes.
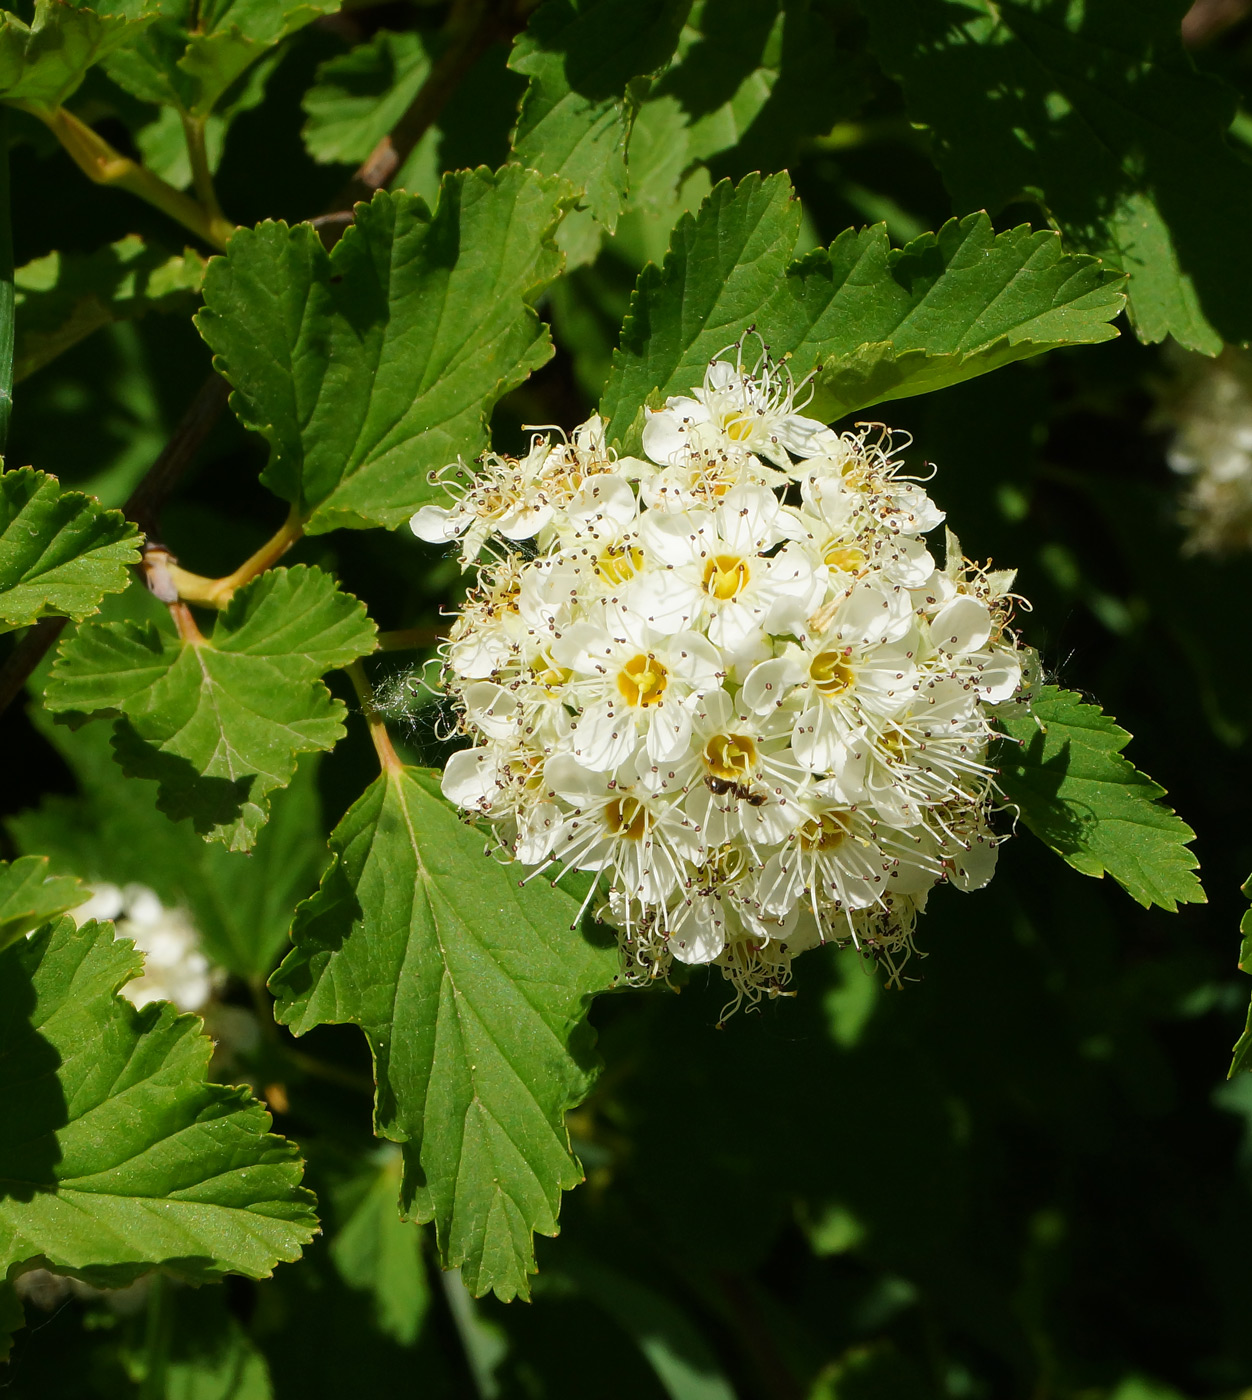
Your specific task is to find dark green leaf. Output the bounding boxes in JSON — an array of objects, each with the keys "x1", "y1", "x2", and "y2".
[
  {"x1": 994, "y1": 685, "x2": 1204, "y2": 911},
  {"x1": 600, "y1": 174, "x2": 1124, "y2": 450},
  {"x1": 0, "y1": 467, "x2": 141, "y2": 632},
  {"x1": 1229, "y1": 874, "x2": 1252, "y2": 1077},
  {"x1": 195, "y1": 172, "x2": 568, "y2": 533},
  {"x1": 861, "y1": 0, "x2": 1252, "y2": 351},
  {"x1": 15, "y1": 236, "x2": 206, "y2": 383},
  {"x1": 0, "y1": 916, "x2": 318, "y2": 1285},
  {"x1": 44, "y1": 565, "x2": 376, "y2": 851},
  {"x1": 271, "y1": 766, "x2": 619, "y2": 1301}
]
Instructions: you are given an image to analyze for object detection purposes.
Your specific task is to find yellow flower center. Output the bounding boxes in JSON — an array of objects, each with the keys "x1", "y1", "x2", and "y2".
[
  {"x1": 605, "y1": 796, "x2": 647, "y2": 840},
  {"x1": 596, "y1": 543, "x2": 645, "y2": 586},
  {"x1": 703, "y1": 732, "x2": 758, "y2": 781},
  {"x1": 721, "y1": 412, "x2": 756, "y2": 442},
  {"x1": 824, "y1": 544, "x2": 866, "y2": 574},
  {"x1": 617, "y1": 653, "x2": 669, "y2": 707},
  {"x1": 799, "y1": 812, "x2": 851, "y2": 852},
  {"x1": 533, "y1": 662, "x2": 570, "y2": 695},
  {"x1": 810, "y1": 649, "x2": 855, "y2": 696},
  {"x1": 702, "y1": 554, "x2": 750, "y2": 600}
]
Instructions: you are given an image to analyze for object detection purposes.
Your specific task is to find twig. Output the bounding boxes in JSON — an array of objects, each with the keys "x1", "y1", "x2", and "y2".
[
  {"x1": 181, "y1": 113, "x2": 228, "y2": 229},
  {"x1": 335, "y1": 0, "x2": 508, "y2": 207},
  {"x1": 125, "y1": 372, "x2": 231, "y2": 536},
  {"x1": 30, "y1": 106, "x2": 234, "y2": 252},
  {"x1": 0, "y1": 617, "x2": 65, "y2": 718},
  {"x1": 347, "y1": 659, "x2": 404, "y2": 773},
  {"x1": 164, "y1": 505, "x2": 304, "y2": 609}
]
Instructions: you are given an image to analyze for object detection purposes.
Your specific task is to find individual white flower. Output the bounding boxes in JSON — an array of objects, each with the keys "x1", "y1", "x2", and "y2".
[
  {"x1": 432, "y1": 343, "x2": 1037, "y2": 1015},
  {"x1": 73, "y1": 883, "x2": 220, "y2": 1012}
]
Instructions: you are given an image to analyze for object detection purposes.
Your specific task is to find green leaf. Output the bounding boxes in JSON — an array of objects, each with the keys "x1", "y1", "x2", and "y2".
[
  {"x1": 508, "y1": 0, "x2": 690, "y2": 231},
  {"x1": 0, "y1": 0, "x2": 144, "y2": 113},
  {"x1": 0, "y1": 855, "x2": 88, "y2": 955},
  {"x1": 994, "y1": 686, "x2": 1204, "y2": 912},
  {"x1": 0, "y1": 467, "x2": 141, "y2": 632},
  {"x1": 271, "y1": 766, "x2": 620, "y2": 1301},
  {"x1": 330, "y1": 1146, "x2": 430, "y2": 1348},
  {"x1": 0, "y1": 915, "x2": 318, "y2": 1285},
  {"x1": 15, "y1": 236, "x2": 206, "y2": 383},
  {"x1": 1228, "y1": 875, "x2": 1252, "y2": 1078},
  {"x1": 156, "y1": 1282, "x2": 275, "y2": 1400},
  {"x1": 0, "y1": 1279, "x2": 21, "y2": 1364},
  {"x1": 9, "y1": 709, "x2": 326, "y2": 981},
  {"x1": 105, "y1": 0, "x2": 339, "y2": 119},
  {"x1": 600, "y1": 174, "x2": 1125, "y2": 450},
  {"x1": 302, "y1": 29, "x2": 434, "y2": 169},
  {"x1": 44, "y1": 565, "x2": 376, "y2": 852},
  {"x1": 861, "y1": 0, "x2": 1252, "y2": 352},
  {"x1": 195, "y1": 171, "x2": 568, "y2": 534}
]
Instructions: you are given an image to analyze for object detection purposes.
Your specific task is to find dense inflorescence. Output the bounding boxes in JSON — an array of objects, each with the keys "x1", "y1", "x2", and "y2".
[{"x1": 414, "y1": 341, "x2": 1037, "y2": 1012}]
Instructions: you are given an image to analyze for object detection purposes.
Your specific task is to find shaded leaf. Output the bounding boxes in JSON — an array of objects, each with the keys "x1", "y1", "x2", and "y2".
[
  {"x1": 44, "y1": 566, "x2": 375, "y2": 851},
  {"x1": 0, "y1": 855, "x2": 88, "y2": 955},
  {"x1": 0, "y1": 0, "x2": 143, "y2": 113},
  {"x1": 0, "y1": 916, "x2": 318, "y2": 1285},
  {"x1": 861, "y1": 0, "x2": 1252, "y2": 351},
  {"x1": 0, "y1": 467, "x2": 141, "y2": 632},
  {"x1": 196, "y1": 172, "x2": 568, "y2": 534},
  {"x1": 105, "y1": 0, "x2": 338, "y2": 119},
  {"x1": 508, "y1": 0, "x2": 691, "y2": 231},
  {"x1": 15, "y1": 236, "x2": 206, "y2": 383},
  {"x1": 994, "y1": 686, "x2": 1204, "y2": 911},
  {"x1": 271, "y1": 766, "x2": 619, "y2": 1301},
  {"x1": 600, "y1": 174, "x2": 1125, "y2": 450},
  {"x1": 1229, "y1": 874, "x2": 1252, "y2": 1078}
]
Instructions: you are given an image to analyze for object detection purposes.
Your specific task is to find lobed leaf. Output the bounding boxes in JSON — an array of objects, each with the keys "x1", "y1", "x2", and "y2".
[
  {"x1": 15, "y1": 236, "x2": 206, "y2": 383},
  {"x1": 0, "y1": 916, "x2": 318, "y2": 1286},
  {"x1": 1229, "y1": 875, "x2": 1252, "y2": 1077},
  {"x1": 0, "y1": 0, "x2": 144, "y2": 113},
  {"x1": 508, "y1": 0, "x2": 691, "y2": 231},
  {"x1": 195, "y1": 171, "x2": 569, "y2": 534},
  {"x1": 600, "y1": 174, "x2": 1124, "y2": 451},
  {"x1": 994, "y1": 686, "x2": 1204, "y2": 912},
  {"x1": 0, "y1": 468, "x2": 141, "y2": 633},
  {"x1": 861, "y1": 0, "x2": 1252, "y2": 352},
  {"x1": 0, "y1": 855, "x2": 88, "y2": 955},
  {"x1": 271, "y1": 766, "x2": 620, "y2": 1301},
  {"x1": 105, "y1": 0, "x2": 339, "y2": 119},
  {"x1": 44, "y1": 565, "x2": 376, "y2": 851}
]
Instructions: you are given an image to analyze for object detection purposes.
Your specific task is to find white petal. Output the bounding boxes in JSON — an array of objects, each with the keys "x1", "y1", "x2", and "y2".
[
  {"x1": 932, "y1": 595, "x2": 992, "y2": 655},
  {"x1": 410, "y1": 503, "x2": 465, "y2": 543}
]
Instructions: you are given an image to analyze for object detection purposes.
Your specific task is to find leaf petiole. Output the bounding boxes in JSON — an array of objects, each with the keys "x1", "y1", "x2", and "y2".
[
  {"x1": 347, "y1": 659, "x2": 403, "y2": 774},
  {"x1": 165, "y1": 507, "x2": 305, "y2": 609}
]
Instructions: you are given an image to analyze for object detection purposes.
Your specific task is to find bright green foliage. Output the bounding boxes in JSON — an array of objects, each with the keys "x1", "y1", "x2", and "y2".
[
  {"x1": 104, "y1": 0, "x2": 339, "y2": 119},
  {"x1": 271, "y1": 766, "x2": 620, "y2": 1302},
  {"x1": 861, "y1": 0, "x2": 1252, "y2": 353},
  {"x1": 1229, "y1": 875, "x2": 1252, "y2": 1077},
  {"x1": 44, "y1": 566, "x2": 376, "y2": 851},
  {"x1": 15, "y1": 237, "x2": 206, "y2": 382},
  {"x1": 330, "y1": 1147, "x2": 430, "y2": 1347},
  {"x1": 600, "y1": 173, "x2": 1125, "y2": 450},
  {"x1": 994, "y1": 686, "x2": 1204, "y2": 912},
  {"x1": 302, "y1": 28, "x2": 433, "y2": 169},
  {"x1": 0, "y1": 916, "x2": 318, "y2": 1285},
  {"x1": 195, "y1": 172, "x2": 568, "y2": 534},
  {"x1": 0, "y1": 855, "x2": 87, "y2": 954},
  {"x1": 9, "y1": 713, "x2": 324, "y2": 982},
  {"x1": 0, "y1": 468, "x2": 141, "y2": 633},
  {"x1": 509, "y1": 0, "x2": 690, "y2": 233},
  {"x1": 0, "y1": 0, "x2": 143, "y2": 113}
]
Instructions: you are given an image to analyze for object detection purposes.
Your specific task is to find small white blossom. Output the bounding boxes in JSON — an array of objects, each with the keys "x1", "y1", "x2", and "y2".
[{"x1": 426, "y1": 344, "x2": 1037, "y2": 1015}]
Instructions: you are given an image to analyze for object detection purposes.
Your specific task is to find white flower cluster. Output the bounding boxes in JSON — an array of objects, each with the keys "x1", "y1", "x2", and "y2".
[
  {"x1": 413, "y1": 339, "x2": 1035, "y2": 1012},
  {"x1": 1160, "y1": 347, "x2": 1252, "y2": 555},
  {"x1": 73, "y1": 883, "x2": 219, "y2": 1012}
]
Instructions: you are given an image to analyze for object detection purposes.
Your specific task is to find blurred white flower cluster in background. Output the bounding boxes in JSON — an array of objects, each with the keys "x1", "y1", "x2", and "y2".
[
  {"x1": 73, "y1": 882, "x2": 220, "y2": 1012},
  {"x1": 1159, "y1": 346, "x2": 1252, "y2": 555},
  {"x1": 414, "y1": 338, "x2": 1037, "y2": 1014}
]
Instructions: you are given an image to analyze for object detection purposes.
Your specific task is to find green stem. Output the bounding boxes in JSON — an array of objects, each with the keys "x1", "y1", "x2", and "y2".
[
  {"x1": 180, "y1": 113, "x2": 227, "y2": 228},
  {"x1": 0, "y1": 107, "x2": 13, "y2": 455},
  {"x1": 137, "y1": 1274, "x2": 171, "y2": 1400},
  {"x1": 33, "y1": 106, "x2": 234, "y2": 252},
  {"x1": 347, "y1": 660, "x2": 403, "y2": 774}
]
